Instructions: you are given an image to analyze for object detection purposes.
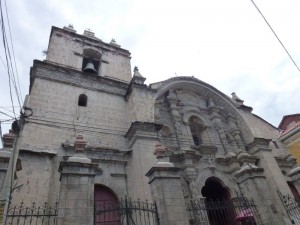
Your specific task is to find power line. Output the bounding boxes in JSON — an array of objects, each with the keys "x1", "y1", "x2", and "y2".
[
  {"x1": 250, "y1": 0, "x2": 300, "y2": 72},
  {"x1": 0, "y1": 0, "x2": 22, "y2": 119},
  {"x1": 0, "y1": 0, "x2": 16, "y2": 117},
  {"x1": 0, "y1": 105, "x2": 15, "y2": 114},
  {"x1": 0, "y1": 110, "x2": 14, "y2": 119},
  {"x1": 4, "y1": 0, "x2": 22, "y2": 102}
]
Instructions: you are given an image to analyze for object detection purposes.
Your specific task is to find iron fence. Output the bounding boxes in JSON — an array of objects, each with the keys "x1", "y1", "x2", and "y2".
[
  {"x1": 0, "y1": 200, "x2": 5, "y2": 224},
  {"x1": 278, "y1": 191, "x2": 300, "y2": 225},
  {"x1": 94, "y1": 197, "x2": 160, "y2": 225},
  {"x1": 4, "y1": 201, "x2": 58, "y2": 225},
  {"x1": 186, "y1": 197, "x2": 261, "y2": 225}
]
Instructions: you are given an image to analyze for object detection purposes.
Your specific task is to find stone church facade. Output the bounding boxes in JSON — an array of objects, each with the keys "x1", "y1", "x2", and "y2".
[{"x1": 1, "y1": 25, "x2": 300, "y2": 225}]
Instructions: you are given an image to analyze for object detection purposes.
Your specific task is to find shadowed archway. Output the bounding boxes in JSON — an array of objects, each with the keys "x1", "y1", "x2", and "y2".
[{"x1": 201, "y1": 178, "x2": 238, "y2": 225}]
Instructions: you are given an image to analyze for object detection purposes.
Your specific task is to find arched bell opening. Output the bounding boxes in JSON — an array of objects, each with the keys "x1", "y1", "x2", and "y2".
[{"x1": 82, "y1": 48, "x2": 101, "y2": 75}]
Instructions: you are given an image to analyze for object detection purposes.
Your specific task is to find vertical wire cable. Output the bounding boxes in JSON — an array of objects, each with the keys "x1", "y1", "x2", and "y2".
[
  {"x1": 4, "y1": 0, "x2": 23, "y2": 103},
  {"x1": 250, "y1": 0, "x2": 300, "y2": 72}
]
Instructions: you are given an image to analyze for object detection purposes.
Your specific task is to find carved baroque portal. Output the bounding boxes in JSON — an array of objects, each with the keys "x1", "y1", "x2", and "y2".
[{"x1": 155, "y1": 88, "x2": 246, "y2": 158}]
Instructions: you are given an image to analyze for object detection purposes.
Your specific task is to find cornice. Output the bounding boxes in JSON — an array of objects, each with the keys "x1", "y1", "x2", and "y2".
[{"x1": 30, "y1": 60, "x2": 129, "y2": 96}]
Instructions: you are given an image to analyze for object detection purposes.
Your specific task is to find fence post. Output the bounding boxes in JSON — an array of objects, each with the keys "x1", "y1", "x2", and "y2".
[
  {"x1": 57, "y1": 160, "x2": 98, "y2": 225},
  {"x1": 125, "y1": 197, "x2": 130, "y2": 225},
  {"x1": 154, "y1": 201, "x2": 160, "y2": 225}
]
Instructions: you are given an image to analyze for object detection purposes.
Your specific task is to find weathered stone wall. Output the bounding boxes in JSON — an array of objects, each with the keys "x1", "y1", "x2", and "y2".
[
  {"x1": 94, "y1": 161, "x2": 127, "y2": 198},
  {"x1": 24, "y1": 77, "x2": 130, "y2": 151},
  {"x1": 126, "y1": 138, "x2": 157, "y2": 201},
  {"x1": 15, "y1": 60, "x2": 132, "y2": 203},
  {"x1": 47, "y1": 28, "x2": 132, "y2": 82},
  {"x1": 127, "y1": 86, "x2": 156, "y2": 123},
  {"x1": 12, "y1": 152, "x2": 54, "y2": 205}
]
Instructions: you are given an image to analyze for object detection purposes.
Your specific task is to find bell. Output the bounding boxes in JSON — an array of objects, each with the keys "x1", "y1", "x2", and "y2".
[{"x1": 83, "y1": 61, "x2": 97, "y2": 74}]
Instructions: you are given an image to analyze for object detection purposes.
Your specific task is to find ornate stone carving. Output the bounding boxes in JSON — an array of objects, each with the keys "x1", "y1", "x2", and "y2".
[
  {"x1": 175, "y1": 90, "x2": 206, "y2": 108},
  {"x1": 203, "y1": 153, "x2": 216, "y2": 170},
  {"x1": 183, "y1": 168, "x2": 201, "y2": 199}
]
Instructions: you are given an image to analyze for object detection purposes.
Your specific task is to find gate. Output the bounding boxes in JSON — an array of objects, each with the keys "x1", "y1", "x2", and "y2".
[
  {"x1": 186, "y1": 196, "x2": 261, "y2": 225},
  {"x1": 94, "y1": 197, "x2": 160, "y2": 225},
  {"x1": 278, "y1": 191, "x2": 300, "y2": 225}
]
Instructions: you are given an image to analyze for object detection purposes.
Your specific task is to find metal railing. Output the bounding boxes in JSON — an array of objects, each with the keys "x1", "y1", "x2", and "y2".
[
  {"x1": 4, "y1": 202, "x2": 58, "y2": 225},
  {"x1": 186, "y1": 197, "x2": 261, "y2": 225},
  {"x1": 95, "y1": 197, "x2": 160, "y2": 225},
  {"x1": 278, "y1": 191, "x2": 300, "y2": 225}
]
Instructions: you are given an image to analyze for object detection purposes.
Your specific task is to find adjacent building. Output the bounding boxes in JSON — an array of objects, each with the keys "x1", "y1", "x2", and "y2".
[
  {"x1": 1, "y1": 25, "x2": 300, "y2": 225},
  {"x1": 279, "y1": 114, "x2": 300, "y2": 164}
]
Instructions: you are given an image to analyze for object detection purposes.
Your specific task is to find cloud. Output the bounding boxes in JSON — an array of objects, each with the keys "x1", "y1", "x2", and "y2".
[{"x1": 0, "y1": 0, "x2": 299, "y2": 144}]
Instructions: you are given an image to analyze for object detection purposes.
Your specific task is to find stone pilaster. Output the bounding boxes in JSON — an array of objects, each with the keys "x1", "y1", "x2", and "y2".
[
  {"x1": 288, "y1": 167, "x2": 300, "y2": 193},
  {"x1": 208, "y1": 103, "x2": 234, "y2": 156},
  {"x1": 166, "y1": 89, "x2": 190, "y2": 151},
  {"x1": 236, "y1": 166, "x2": 288, "y2": 225},
  {"x1": 57, "y1": 161, "x2": 98, "y2": 225},
  {"x1": 57, "y1": 135, "x2": 98, "y2": 225},
  {"x1": 146, "y1": 167, "x2": 189, "y2": 225},
  {"x1": 125, "y1": 121, "x2": 162, "y2": 200}
]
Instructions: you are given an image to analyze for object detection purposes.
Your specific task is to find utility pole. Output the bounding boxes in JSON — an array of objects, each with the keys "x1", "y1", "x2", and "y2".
[{"x1": 0, "y1": 103, "x2": 32, "y2": 224}]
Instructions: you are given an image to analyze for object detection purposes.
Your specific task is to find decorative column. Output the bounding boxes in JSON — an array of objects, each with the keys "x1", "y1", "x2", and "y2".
[
  {"x1": 57, "y1": 135, "x2": 98, "y2": 225},
  {"x1": 235, "y1": 165, "x2": 289, "y2": 225},
  {"x1": 227, "y1": 115, "x2": 248, "y2": 155},
  {"x1": 146, "y1": 146, "x2": 190, "y2": 225},
  {"x1": 237, "y1": 138, "x2": 292, "y2": 225},
  {"x1": 208, "y1": 99, "x2": 234, "y2": 156},
  {"x1": 166, "y1": 90, "x2": 190, "y2": 151}
]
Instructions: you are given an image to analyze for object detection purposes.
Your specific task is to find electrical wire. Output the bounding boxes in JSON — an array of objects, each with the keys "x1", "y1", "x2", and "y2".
[
  {"x1": 0, "y1": 1, "x2": 15, "y2": 117},
  {"x1": 0, "y1": 0, "x2": 22, "y2": 120},
  {"x1": 0, "y1": 105, "x2": 15, "y2": 114},
  {"x1": 24, "y1": 121, "x2": 288, "y2": 160},
  {"x1": 250, "y1": 0, "x2": 300, "y2": 72},
  {"x1": 4, "y1": 0, "x2": 22, "y2": 102},
  {"x1": 26, "y1": 115, "x2": 283, "y2": 152},
  {"x1": 0, "y1": 121, "x2": 3, "y2": 146},
  {"x1": 0, "y1": 110, "x2": 14, "y2": 119}
]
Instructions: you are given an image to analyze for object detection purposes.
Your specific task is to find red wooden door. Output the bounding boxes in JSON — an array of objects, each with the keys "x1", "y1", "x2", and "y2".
[{"x1": 94, "y1": 185, "x2": 120, "y2": 225}]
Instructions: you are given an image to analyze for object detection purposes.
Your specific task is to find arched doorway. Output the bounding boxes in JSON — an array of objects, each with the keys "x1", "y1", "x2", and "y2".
[
  {"x1": 201, "y1": 178, "x2": 238, "y2": 225},
  {"x1": 94, "y1": 185, "x2": 120, "y2": 225}
]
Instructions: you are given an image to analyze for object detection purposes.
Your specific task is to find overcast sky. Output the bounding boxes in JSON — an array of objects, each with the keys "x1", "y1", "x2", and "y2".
[{"x1": 0, "y1": 0, "x2": 300, "y2": 141}]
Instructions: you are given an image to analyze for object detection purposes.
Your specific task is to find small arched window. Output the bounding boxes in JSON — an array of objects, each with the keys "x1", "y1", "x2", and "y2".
[
  {"x1": 78, "y1": 94, "x2": 87, "y2": 107},
  {"x1": 189, "y1": 116, "x2": 204, "y2": 146}
]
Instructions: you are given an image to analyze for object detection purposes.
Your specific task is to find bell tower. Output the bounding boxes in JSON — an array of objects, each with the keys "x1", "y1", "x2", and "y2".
[{"x1": 46, "y1": 25, "x2": 132, "y2": 82}]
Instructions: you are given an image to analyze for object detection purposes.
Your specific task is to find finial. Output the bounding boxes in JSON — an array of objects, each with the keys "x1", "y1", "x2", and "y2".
[
  {"x1": 231, "y1": 92, "x2": 244, "y2": 104},
  {"x1": 2, "y1": 129, "x2": 16, "y2": 148},
  {"x1": 134, "y1": 66, "x2": 139, "y2": 72},
  {"x1": 74, "y1": 135, "x2": 86, "y2": 152}
]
